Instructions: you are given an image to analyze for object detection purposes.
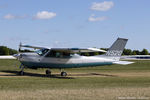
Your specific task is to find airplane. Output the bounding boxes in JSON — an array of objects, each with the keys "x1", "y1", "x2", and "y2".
[{"x1": 14, "y1": 38, "x2": 134, "y2": 76}]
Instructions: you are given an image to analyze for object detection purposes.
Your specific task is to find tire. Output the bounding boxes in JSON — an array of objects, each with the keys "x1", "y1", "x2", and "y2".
[
  {"x1": 46, "y1": 70, "x2": 51, "y2": 75},
  {"x1": 61, "y1": 72, "x2": 67, "y2": 76}
]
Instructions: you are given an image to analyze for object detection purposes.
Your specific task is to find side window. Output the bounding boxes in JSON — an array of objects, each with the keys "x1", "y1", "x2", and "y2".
[
  {"x1": 45, "y1": 50, "x2": 71, "y2": 58},
  {"x1": 56, "y1": 52, "x2": 62, "y2": 57},
  {"x1": 46, "y1": 50, "x2": 56, "y2": 57}
]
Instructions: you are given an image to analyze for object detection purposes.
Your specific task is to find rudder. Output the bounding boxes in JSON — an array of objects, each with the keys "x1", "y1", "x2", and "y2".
[{"x1": 105, "y1": 38, "x2": 128, "y2": 57}]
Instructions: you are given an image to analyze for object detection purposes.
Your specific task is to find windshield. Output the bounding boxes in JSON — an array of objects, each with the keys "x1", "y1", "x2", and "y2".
[{"x1": 36, "y1": 49, "x2": 49, "y2": 56}]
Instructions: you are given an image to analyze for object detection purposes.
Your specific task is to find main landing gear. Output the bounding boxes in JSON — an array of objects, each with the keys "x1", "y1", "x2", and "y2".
[
  {"x1": 60, "y1": 69, "x2": 67, "y2": 76},
  {"x1": 45, "y1": 69, "x2": 67, "y2": 77},
  {"x1": 61, "y1": 71, "x2": 67, "y2": 76}
]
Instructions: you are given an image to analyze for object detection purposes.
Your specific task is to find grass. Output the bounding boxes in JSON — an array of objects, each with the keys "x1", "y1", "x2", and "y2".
[{"x1": 0, "y1": 59, "x2": 150, "y2": 100}]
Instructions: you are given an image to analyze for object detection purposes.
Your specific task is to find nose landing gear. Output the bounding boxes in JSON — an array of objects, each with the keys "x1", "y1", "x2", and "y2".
[
  {"x1": 19, "y1": 64, "x2": 24, "y2": 75},
  {"x1": 45, "y1": 69, "x2": 51, "y2": 76}
]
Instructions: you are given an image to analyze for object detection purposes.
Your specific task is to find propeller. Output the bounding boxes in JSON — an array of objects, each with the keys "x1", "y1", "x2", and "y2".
[
  {"x1": 13, "y1": 42, "x2": 22, "y2": 68},
  {"x1": 19, "y1": 42, "x2": 22, "y2": 52}
]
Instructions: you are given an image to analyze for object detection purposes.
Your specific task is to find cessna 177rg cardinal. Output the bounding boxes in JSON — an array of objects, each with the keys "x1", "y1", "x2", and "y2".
[{"x1": 14, "y1": 38, "x2": 133, "y2": 76}]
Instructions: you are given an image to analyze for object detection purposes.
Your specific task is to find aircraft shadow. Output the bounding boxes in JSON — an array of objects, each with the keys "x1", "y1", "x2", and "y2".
[
  {"x1": 0, "y1": 70, "x2": 75, "y2": 79},
  {"x1": 0, "y1": 70, "x2": 117, "y2": 78},
  {"x1": 68, "y1": 73, "x2": 117, "y2": 77}
]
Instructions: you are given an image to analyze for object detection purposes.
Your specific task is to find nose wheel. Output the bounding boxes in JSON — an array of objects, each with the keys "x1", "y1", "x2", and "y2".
[{"x1": 45, "y1": 69, "x2": 51, "y2": 76}]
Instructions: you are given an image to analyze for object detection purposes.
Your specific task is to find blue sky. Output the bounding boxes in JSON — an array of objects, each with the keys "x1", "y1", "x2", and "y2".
[{"x1": 0, "y1": 0, "x2": 150, "y2": 50}]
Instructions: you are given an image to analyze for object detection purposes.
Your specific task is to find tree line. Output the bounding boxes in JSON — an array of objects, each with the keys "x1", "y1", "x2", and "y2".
[
  {"x1": 0, "y1": 46, "x2": 18, "y2": 55},
  {"x1": 0, "y1": 45, "x2": 149, "y2": 55},
  {"x1": 122, "y1": 48, "x2": 149, "y2": 55}
]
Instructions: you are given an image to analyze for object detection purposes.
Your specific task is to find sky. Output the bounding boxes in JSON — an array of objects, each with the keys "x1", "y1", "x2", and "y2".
[{"x1": 0, "y1": 0, "x2": 150, "y2": 51}]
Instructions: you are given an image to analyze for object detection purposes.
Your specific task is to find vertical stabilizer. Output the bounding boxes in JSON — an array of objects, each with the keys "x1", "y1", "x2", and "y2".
[{"x1": 104, "y1": 38, "x2": 128, "y2": 60}]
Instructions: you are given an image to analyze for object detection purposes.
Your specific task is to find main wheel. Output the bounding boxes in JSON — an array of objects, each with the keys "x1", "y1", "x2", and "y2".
[
  {"x1": 46, "y1": 70, "x2": 51, "y2": 76},
  {"x1": 61, "y1": 72, "x2": 67, "y2": 76}
]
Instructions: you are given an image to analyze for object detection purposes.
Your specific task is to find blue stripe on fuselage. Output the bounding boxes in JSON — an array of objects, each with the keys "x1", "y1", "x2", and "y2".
[{"x1": 20, "y1": 61, "x2": 113, "y2": 69}]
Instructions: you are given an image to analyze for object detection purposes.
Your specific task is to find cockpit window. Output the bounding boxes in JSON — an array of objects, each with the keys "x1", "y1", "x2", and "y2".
[{"x1": 36, "y1": 49, "x2": 49, "y2": 56}]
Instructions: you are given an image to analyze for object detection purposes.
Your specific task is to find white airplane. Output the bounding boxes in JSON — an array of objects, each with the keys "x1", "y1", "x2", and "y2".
[{"x1": 14, "y1": 38, "x2": 133, "y2": 76}]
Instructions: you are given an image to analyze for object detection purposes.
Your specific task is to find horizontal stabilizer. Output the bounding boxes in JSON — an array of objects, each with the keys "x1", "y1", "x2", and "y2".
[{"x1": 113, "y1": 61, "x2": 134, "y2": 65}]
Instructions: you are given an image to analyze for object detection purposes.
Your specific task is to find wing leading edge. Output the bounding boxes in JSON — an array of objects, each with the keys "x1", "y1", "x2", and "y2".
[{"x1": 51, "y1": 48, "x2": 106, "y2": 53}]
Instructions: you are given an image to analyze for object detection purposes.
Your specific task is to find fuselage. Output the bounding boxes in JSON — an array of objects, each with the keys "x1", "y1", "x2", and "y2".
[
  {"x1": 13, "y1": 38, "x2": 130, "y2": 76},
  {"x1": 19, "y1": 52, "x2": 114, "y2": 69}
]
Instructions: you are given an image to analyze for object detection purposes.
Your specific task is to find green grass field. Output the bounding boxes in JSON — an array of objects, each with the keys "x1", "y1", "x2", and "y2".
[{"x1": 0, "y1": 59, "x2": 150, "y2": 100}]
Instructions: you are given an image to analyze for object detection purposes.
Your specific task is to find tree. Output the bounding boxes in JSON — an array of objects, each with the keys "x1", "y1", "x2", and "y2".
[
  {"x1": 132, "y1": 50, "x2": 141, "y2": 55},
  {"x1": 132, "y1": 50, "x2": 137, "y2": 55},
  {"x1": 134, "y1": 50, "x2": 140, "y2": 55},
  {"x1": 94, "y1": 52, "x2": 99, "y2": 56},
  {"x1": 84, "y1": 52, "x2": 90, "y2": 56},
  {"x1": 9, "y1": 49, "x2": 18, "y2": 55},
  {"x1": 123, "y1": 49, "x2": 132, "y2": 55},
  {"x1": 0, "y1": 46, "x2": 18, "y2": 55},
  {"x1": 141, "y1": 49, "x2": 149, "y2": 55},
  {"x1": 0, "y1": 46, "x2": 9, "y2": 55}
]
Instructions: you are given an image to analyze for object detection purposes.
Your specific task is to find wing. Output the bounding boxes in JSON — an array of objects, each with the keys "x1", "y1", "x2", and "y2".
[
  {"x1": 19, "y1": 43, "x2": 106, "y2": 53},
  {"x1": 51, "y1": 48, "x2": 106, "y2": 53},
  {"x1": 20, "y1": 43, "x2": 50, "y2": 49}
]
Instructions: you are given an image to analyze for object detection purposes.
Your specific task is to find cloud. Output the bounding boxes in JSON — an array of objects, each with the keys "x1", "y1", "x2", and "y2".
[
  {"x1": 88, "y1": 14, "x2": 108, "y2": 22},
  {"x1": 34, "y1": 11, "x2": 56, "y2": 19},
  {"x1": 3, "y1": 14, "x2": 15, "y2": 19},
  {"x1": 3, "y1": 14, "x2": 27, "y2": 19},
  {"x1": 3, "y1": 11, "x2": 56, "y2": 20},
  {"x1": 91, "y1": 1, "x2": 114, "y2": 11}
]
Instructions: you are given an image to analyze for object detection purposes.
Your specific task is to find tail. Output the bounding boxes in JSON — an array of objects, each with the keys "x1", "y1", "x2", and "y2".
[{"x1": 104, "y1": 38, "x2": 128, "y2": 61}]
